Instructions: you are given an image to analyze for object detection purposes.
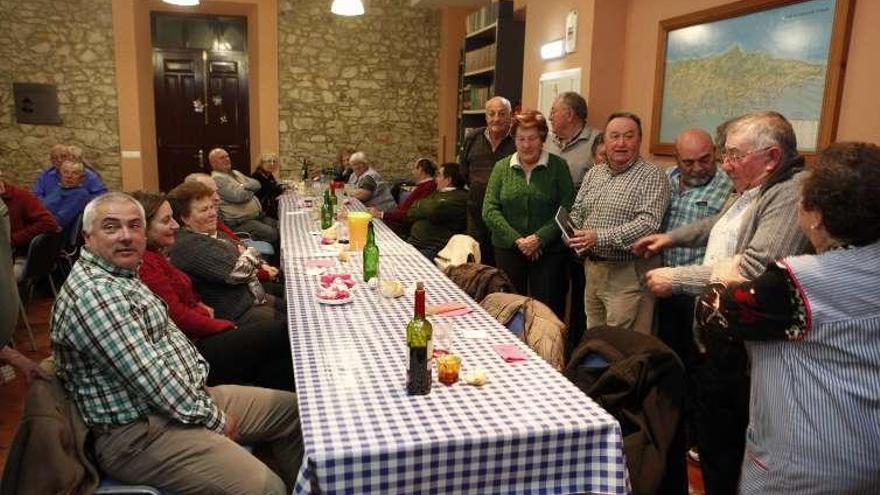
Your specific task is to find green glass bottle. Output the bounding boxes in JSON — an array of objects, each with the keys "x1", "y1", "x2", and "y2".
[
  {"x1": 362, "y1": 219, "x2": 379, "y2": 283},
  {"x1": 320, "y1": 188, "x2": 333, "y2": 229},
  {"x1": 329, "y1": 184, "x2": 338, "y2": 207},
  {"x1": 406, "y1": 281, "x2": 433, "y2": 395}
]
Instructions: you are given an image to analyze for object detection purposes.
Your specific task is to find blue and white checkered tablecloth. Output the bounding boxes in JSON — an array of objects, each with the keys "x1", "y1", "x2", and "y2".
[{"x1": 280, "y1": 195, "x2": 630, "y2": 495}]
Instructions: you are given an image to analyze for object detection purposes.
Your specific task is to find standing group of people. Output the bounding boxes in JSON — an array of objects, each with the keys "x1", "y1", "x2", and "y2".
[{"x1": 458, "y1": 93, "x2": 880, "y2": 494}]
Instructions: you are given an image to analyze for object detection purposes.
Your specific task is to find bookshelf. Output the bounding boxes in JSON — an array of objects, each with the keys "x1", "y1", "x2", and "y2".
[{"x1": 456, "y1": 0, "x2": 524, "y2": 157}]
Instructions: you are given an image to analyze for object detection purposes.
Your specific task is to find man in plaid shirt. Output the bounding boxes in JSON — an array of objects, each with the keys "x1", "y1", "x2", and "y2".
[
  {"x1": 656, "y1": 129, "x2": 732, "y2": 359},
  {"x1": 567, "y1": 112, "x2": 670, "y2": 334},
  {"x1": 51, "y1": 192, "x2": 302, "y2": 495}
]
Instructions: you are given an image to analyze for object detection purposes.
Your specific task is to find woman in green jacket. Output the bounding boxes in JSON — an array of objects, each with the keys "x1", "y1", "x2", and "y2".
[{"x1": 482, "y1": 110, "x2": 574, "y2": 318}]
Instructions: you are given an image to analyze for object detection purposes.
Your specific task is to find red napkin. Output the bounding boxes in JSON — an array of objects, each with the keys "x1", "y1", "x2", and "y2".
[{"x1": 493, "y1": 344, "x2": 529, "y2": 363}]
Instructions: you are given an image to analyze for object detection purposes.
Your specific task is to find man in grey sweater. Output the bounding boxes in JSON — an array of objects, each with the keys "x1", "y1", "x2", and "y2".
[
  {"x1": 632, "y1": 111, "x2": 811, "y2": 495},
  {"x1": 209, "y1": 148, "x2": 279, "y2": 243}
]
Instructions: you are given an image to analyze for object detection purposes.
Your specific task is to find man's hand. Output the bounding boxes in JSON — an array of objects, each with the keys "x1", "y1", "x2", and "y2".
[
  {"x1": 223, "y1": 412, "x2": 239, "y2": 441},
  {"x1": 568, "y1": 229, "x2": 597, "y2": 254},
  {"x1": 0, "y1": 347, "x2": 50, "y2": 384},
  {"x1": 645, "y1": 267, "x2": 675, "y2": 298},
  {"x1": 632, "y1": 233, "x2": 672, "y2": 259},
  {"x1": 366, "y1": 207, "x2": 383, "y2": 219}
]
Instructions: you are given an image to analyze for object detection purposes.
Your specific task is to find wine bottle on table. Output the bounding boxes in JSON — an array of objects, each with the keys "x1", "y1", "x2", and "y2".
[
  {"x1": 363, "y1": 219, "x2": 379, "y2": 283},
  {"x1": 406, "y1": 282, "x2": 433, "y2": 395},
  {"x1": 321, "y1": 188, "x2": 334, "y2": 229}
]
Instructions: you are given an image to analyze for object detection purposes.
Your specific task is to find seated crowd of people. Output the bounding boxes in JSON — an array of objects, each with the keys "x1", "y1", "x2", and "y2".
[{"x1": 2, "y1": 92, "x2": 879, "y2": 494}]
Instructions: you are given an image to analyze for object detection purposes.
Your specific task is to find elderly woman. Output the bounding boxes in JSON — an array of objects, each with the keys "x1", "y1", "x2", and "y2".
[
  {"x1": 482, "y1": 110, "x2": 575, "y2": 317},
  {"x1": 134, "y1": 191, "x2": 293, "y2": 391},
  {"x1": 369, "y1": 157, "x2": 437, "y2": 236},
  {"x1": 251, "y1": 153, "x2": 285, "y2": 219},
  {"x1": 696, "y1": 142, "x2": 880, "y2": 494},
  {"x1": 406, "y1": 162, "x2": 468, "y2": 260},
  {"x1": 167, "y1": 181, "x2": 285, "y2": 320},
  {"x1": 347, "y1": 151, "x2": 397, "y2": 211}
]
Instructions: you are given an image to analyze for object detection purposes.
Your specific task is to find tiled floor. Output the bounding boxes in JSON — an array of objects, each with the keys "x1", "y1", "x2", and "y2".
[{"x1": 1, "y1": 295, "x2": 706, "y2": 493}]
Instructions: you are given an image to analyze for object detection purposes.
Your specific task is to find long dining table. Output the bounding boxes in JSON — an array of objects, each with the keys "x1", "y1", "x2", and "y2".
[{"x1": 279, "y1": 192, "x2": 629, "y2": 495}]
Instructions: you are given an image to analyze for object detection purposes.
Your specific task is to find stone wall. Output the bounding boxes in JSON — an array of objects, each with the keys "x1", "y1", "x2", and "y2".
[
  {"x1": 0, "y1": 0, "x2": 121, "y2": 190},
  {"x1": 278, "y1": 0, "x2": 440, "y2": 181}
]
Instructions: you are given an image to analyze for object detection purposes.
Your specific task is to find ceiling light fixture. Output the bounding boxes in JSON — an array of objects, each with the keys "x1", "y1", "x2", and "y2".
[
  {"x1": 331, "y1": 0, "x2": 365, "y2": 16},
  {"x1": 162, "y1": 0, "x2": 200, "y2": 6}
]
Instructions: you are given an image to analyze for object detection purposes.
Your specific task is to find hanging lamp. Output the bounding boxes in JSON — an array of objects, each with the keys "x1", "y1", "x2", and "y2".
[{"x1": 331, "y1": 0, "x2": 364, "y2": 17}]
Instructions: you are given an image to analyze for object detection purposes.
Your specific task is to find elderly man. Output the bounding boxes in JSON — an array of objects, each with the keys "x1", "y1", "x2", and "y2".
[
  {"x1": 50, "y1": 192, "x2": 302, "y2": 494},
  {"x1": 545, "y1": 91, "x2": 601, "y2": 356},
  {"x1": 33, "y1": 144, "x2": 107, "y2": 200},
  {"x1": 369, "y1": 157, "x2": 437, "y2": 236},
  {"x1": 40, "y1": 160, "x2": 92, "y2": 236},
  {"x1": 209, "y1": 148, "x2": 279, "y2": 243},
  {"x1": 633, "y1": 111, "x2": 810, "y2": 495},
  {"x1": 653, "y1": 129, "x2": 733, "y2": 361},
  {"x1": 459, "y1": 96, "x2": 516, "y2": 266},
  {"x1": 347, "y1": 151, "x2": 396, "y2": 211},
  {"x1": 567, "y1": 112, "x2": 669, "y2": 334}
]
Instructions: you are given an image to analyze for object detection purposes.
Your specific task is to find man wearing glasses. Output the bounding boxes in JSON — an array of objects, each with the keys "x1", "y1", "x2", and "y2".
[{"x1": 632, "y1": 111, "x2": 810, "y2": 495}]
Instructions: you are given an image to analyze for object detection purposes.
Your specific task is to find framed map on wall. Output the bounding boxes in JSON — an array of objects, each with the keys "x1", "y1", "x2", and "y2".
[{"x1": 650, "y1": 0, "x2": 854, "y2": 156}]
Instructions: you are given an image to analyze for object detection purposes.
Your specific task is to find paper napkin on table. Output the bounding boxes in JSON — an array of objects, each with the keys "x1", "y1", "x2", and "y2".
[
  {"x1": 426, "y1": 302, "x2": 472, "y2": 317},
  {"x1": 493, "y1": 344, "x2": 529, "y2": 363}
]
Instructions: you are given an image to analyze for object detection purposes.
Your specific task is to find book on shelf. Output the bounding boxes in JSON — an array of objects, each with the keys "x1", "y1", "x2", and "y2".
[
  {"x1": 465, "y1": 3, "x2": 500, "y2": 34},
  {"x1": 464, "y1": 44, "x2": 496, "y2": 73}
]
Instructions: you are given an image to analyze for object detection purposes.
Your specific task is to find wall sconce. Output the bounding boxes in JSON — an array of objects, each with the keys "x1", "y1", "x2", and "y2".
[
  {"x1": 331, "y1": 0, "x2": 365, "y2": 16},
  {"x1": 541, "y1": 39, "x2": 564, "y2": 60}
]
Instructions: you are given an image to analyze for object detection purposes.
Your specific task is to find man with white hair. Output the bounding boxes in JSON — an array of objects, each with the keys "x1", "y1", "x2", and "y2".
[
  {"x1": 459, "y1": 96, "x2": 516, "y2": 266},
  {"x1": 33, "y1": 144, "x2": 107, "y2": 200},
  {"x1": 51, "y1": 192, "x2": 302, "y2": 494},
  {"x1": 40, "y1": 159, "x2": 91, "y2": 234},
  {"x1": 208, "y1": 148, "x2": 278, "y2": 243},
  {"x1": 633, "y1": 111, "x2": 810, "y2": 495}
]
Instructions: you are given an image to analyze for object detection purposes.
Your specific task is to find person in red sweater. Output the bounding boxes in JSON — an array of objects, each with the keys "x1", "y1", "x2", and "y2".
[
  {"x1": 368, "y1": 158, "x2": 437, "y2": 237},
  {"x1": 0, "y1": 175, "x2": 60, "y2": 277},
  {"x1": 133, "y1": 191, "x2": 294, "y2": 391}
]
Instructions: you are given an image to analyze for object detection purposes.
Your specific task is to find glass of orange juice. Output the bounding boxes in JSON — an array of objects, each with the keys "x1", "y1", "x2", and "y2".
[{"x1": 347, "y1": 211, "x2": 372, "y2": 251}]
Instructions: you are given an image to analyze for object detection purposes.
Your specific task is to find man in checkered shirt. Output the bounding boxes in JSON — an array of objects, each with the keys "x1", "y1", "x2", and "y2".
[
  {"x1": 567, "y1": 112, "x2": 670, "y2": 334},
  {"x1": 51, "y1": 192, "x2": 302, "y2": 495},
  {"x1": 655, "y1": 129, "x2": 733, "y2": 360}
]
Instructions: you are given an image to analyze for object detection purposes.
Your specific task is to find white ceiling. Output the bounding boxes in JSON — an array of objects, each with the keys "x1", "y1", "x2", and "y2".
[{"x1": 410, "y1": 0, "x2": 489, "y2": 9}]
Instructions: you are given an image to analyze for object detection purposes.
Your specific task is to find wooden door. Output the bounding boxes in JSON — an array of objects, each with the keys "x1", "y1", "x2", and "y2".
[{"x1": 154, "y1": 49, "x2": 250, "y2": 192}]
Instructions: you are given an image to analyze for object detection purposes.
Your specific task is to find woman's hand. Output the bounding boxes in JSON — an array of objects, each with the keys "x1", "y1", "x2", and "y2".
[
  {"x1": 568, "y1": 229, "x2": 597, "y2": 254},
  {"x1": 516, "y1": 235, "x2": 542, "y2": 258},
  {"x1": 261, "y1": 264, "x2": 280, "y2": 280},
  {"x1": 197, "y1": 302, "x2": 215, "y2": 318},
  {"x1": 632, "y1": 233, "x2": 672, "y2": 259}
]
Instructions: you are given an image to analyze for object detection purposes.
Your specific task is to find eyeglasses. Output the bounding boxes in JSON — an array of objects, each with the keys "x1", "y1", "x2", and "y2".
[{"x1": 721, "y1": 146, "x2": 771, "y2": 164}]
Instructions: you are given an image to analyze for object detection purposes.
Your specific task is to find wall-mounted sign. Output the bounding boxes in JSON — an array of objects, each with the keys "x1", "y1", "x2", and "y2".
[{"x1": 13, "y1": 82, "x2": 61, "y2": 125}]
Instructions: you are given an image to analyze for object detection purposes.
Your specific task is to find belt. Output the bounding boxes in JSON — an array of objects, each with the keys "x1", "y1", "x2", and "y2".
[{"x1": 585, "y1": 253, "x2": 610, "y2": 262}]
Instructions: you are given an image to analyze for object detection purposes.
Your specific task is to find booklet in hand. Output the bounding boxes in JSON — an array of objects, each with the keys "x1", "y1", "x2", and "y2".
[{"x1": 555, "y1": 206, "x2": 576, "y2": 241}]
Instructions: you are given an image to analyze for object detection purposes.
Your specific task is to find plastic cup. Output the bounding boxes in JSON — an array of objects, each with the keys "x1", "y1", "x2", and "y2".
[
  {"x1": 437, "y1": 354, "x2": 461, "y2": 385},
  {"x1": 347, "y1": 212, "x2": 372, "y2": 251}
]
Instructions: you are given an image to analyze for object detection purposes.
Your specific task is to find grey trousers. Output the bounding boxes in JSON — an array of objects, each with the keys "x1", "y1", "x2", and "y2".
[{"x1": 93, "y1": 385, "x2": 303, "y2": 495}]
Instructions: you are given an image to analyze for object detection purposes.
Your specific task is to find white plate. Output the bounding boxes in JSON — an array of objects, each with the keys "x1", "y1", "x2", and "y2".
[{"x1": 316, "y1": 294, "x2": 353, "y2": 305}]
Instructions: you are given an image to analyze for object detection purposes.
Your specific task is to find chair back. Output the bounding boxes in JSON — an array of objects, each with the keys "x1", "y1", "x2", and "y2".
[
  {"x1": 22, "y1": 232, "x2": 63, "y2": 282},
  {"x1": 480, "y1": 292, "x2": 566, "y2": 370},
  {"x1": 565, "y1": 326, "x2": 686, "y2": 495},
  {"x1": 443, "y1": 263, "x2": 514, "y2": 303}
]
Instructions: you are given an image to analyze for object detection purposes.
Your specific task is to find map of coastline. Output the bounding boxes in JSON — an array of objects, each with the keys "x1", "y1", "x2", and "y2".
[
  {"x1": 660, "y1": 45, "x2": 826, "y2": 143},
  {"x1": 658, "y1": 0, "x2": 835, "y2": 149}
]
